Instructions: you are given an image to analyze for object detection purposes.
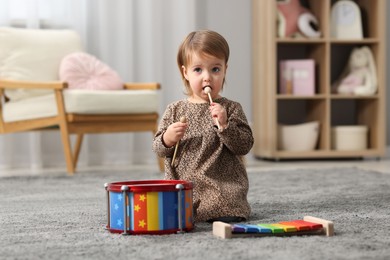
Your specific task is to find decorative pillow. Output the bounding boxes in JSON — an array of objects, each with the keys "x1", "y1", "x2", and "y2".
[
  {"x1": 59, "y1": 52, "x2": 124, "y2": 90},
  {"x1": 0, "y1": 27, "x2": 83, "y2": 101}
]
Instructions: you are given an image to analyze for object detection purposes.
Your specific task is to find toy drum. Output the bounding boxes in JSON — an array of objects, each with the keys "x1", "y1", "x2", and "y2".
[{"x1": 104, "y1": 180, "x2": 194, "y2": 235}]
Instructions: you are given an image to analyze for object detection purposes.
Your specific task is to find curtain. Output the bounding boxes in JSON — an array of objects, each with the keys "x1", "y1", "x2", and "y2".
[{"x1": 0, "y1": 0, "x2": 252, "y2": 171}]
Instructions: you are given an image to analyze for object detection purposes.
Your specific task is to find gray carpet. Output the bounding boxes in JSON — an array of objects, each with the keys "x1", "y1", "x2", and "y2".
[{"x1": 1, "y1": 167, "x2": 389, "y2": 260}]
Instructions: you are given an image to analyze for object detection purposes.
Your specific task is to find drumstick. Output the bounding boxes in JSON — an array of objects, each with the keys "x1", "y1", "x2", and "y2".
[
  {"x1": 203, "y1": 86, "x2": 221, "y2": 130},
  {"x1": 171, "y1": 116, "x2": 187, "y2": 167}
]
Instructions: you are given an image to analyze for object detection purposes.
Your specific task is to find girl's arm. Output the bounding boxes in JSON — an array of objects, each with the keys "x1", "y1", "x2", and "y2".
[
  {"x1": 218, "y1": 102, "x2": 254, "y2": 155},
  {"x1": 152, "y1": 105, "x2": 176, "y2": 157}
]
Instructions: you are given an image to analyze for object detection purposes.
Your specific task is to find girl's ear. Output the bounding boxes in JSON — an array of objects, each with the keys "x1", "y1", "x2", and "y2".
[{"x1": 182, "y1": 65, "x2": 189, "y2": 80}]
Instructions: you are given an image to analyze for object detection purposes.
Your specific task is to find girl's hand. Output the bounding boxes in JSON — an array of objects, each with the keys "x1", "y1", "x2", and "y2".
[
  {"x1": 210, "y1": 103, "x2": 227, "y2": 129},
  {"x1": 163, "y1": 120, "x2": 188, "y2": 147}
]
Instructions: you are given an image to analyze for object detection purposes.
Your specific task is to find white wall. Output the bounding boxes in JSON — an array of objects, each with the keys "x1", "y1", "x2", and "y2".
[{"x1": 86, "y1": 0, "x2": 253, "y2": 120}]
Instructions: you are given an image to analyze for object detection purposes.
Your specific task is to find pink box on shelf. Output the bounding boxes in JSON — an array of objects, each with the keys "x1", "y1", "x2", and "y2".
[{"x1": 279, "y1": 59, "x2": 315, "y2": 95}]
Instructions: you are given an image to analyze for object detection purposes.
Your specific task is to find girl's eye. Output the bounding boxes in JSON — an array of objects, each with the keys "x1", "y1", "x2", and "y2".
[
  {"x1": 212, "y1": 67, "x2": 221, "y2": 72},
  {"x1": 194, "y1": 68, "x2": 202, "y2": 73}
]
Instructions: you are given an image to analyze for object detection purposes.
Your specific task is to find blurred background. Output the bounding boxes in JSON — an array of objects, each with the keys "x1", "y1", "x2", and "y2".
[{"x1": 0, "y1": 0, "x2": 388, "y2": 171}]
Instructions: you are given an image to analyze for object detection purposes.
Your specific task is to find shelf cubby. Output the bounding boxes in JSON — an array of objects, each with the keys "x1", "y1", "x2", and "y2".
[{"x1": 252, "y1": 0, "x2": 386, "y2": 160}]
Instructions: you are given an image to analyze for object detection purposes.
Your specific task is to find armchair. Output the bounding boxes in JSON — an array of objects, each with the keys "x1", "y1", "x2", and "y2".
[{"x1": 0, "y1": 27, "x2": 163, "y2": 174}]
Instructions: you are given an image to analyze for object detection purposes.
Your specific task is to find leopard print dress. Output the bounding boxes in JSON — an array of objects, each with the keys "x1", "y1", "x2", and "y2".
[{"x1": 152, "y1": 97, "x2": 254, "y2": 222}]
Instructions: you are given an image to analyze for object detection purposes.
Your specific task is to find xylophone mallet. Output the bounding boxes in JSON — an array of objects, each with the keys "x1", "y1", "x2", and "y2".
[
  {"x1": 171, "y1": 116, "x2": 186, "y2": 167},
  {"x1": 203, "y1": 86, "x2": 221, "y2": 130}
]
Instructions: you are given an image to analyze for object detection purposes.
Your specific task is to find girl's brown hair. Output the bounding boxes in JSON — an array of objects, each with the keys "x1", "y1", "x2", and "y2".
[{"x1": 177, "y1": 30, "x2": 230, "y2": 95}]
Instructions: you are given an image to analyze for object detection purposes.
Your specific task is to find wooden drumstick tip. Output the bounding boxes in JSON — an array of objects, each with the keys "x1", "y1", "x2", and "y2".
[
  {"x1": 203, "y1": 86, "x2": 212, "y2": 94},
  {"x1": 180, "y1": 116, "x2": 187, "y2": 123},
  {"x1": 204, "y1": 86, "x2": 214, "y2": 103}
]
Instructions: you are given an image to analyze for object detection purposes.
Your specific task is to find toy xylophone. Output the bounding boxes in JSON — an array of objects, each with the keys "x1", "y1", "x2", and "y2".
[{"x1": 213, "y1": 216, "x2": 334, "y2": 239}]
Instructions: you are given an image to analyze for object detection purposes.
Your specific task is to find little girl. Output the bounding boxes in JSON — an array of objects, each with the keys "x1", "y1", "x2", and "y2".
[{"x1": 152, "y1": 30, "x2": 254, "y2": 223}]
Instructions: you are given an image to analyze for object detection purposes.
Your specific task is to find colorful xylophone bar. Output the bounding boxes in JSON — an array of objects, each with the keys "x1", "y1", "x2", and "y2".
[{"x1": 213, "y1": 216, "x2": 334, "y2": 239}]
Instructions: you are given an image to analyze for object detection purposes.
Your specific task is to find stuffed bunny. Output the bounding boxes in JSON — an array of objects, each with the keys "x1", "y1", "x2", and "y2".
[{"x1": 334, "y1": 46, "x2": 377, "y2": 96}]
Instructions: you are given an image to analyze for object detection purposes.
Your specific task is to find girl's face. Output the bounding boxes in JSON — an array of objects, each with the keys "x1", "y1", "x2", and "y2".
[{"x1": 182, "y1": 52, "x2": 227, "y2": 103}]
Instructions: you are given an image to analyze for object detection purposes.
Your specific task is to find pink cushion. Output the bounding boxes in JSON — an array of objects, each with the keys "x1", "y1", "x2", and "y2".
[{"x1": 59, "y1": 52, "x2": 123, "y2": 90}]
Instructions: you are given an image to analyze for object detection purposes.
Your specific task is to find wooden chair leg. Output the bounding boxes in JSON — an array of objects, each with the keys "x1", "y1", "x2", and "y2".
[
  {"x1": 54, "y1": 90, "x2": 75, "y2": 175},
  {"x1": 73, "y1": 134, "x2": 84, "y2": 169},
  {"x1": 59, "y1": 125, "x2": 75, "y2": 175}
]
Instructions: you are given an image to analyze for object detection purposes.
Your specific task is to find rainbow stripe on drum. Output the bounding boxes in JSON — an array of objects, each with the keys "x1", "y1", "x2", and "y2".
[{"x1": 109, "y1": 190, "x2": 193, "y2": 232}]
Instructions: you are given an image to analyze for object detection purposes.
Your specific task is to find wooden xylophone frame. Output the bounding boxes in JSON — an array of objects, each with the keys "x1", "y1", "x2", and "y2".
[{"x1": 213, "y1": 216, "x2": 334, "y2": 239}]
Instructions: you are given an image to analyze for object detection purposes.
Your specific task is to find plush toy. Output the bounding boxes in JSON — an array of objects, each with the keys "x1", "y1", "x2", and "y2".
[
  {"x1": 277, "y1": 0, "x2": 321, "y2": 38},
  {"x1": 333, "y1": 46, "x2": 377, "y2": 96}
]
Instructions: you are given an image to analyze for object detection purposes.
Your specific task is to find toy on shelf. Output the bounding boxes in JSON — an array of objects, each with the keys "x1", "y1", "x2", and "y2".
[
  {"x1": 213, "y1": 216, "x2": 334, "y2": 239},
  {"x1": 278, "y1": 121, "x2": 320, "y2": 151},
  {"x1": 333, "y1": 46, "x2": 377, "y2": 96},
  {"x1": 279, "y1": 59, "x2": 315, "y2": 95},
  {"x1": 331, "y1": 0, "x2": 363, "y2": 39},
  {"x1": 104, "y1": 180, "x2": 194, "y2": 235},
  {"x1": 277, "y1": 0, "x2": 321, "y2": 38}
]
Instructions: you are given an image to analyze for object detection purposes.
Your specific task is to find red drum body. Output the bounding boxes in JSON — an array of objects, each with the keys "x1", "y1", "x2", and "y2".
[{"x1": 105, "y1": 180, "x2": 194, "y2": 235}]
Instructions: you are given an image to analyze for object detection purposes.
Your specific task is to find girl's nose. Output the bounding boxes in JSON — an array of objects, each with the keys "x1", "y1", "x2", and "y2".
[{"x1": 203, "y1": 72, "x2": 211, "y2": 82}]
